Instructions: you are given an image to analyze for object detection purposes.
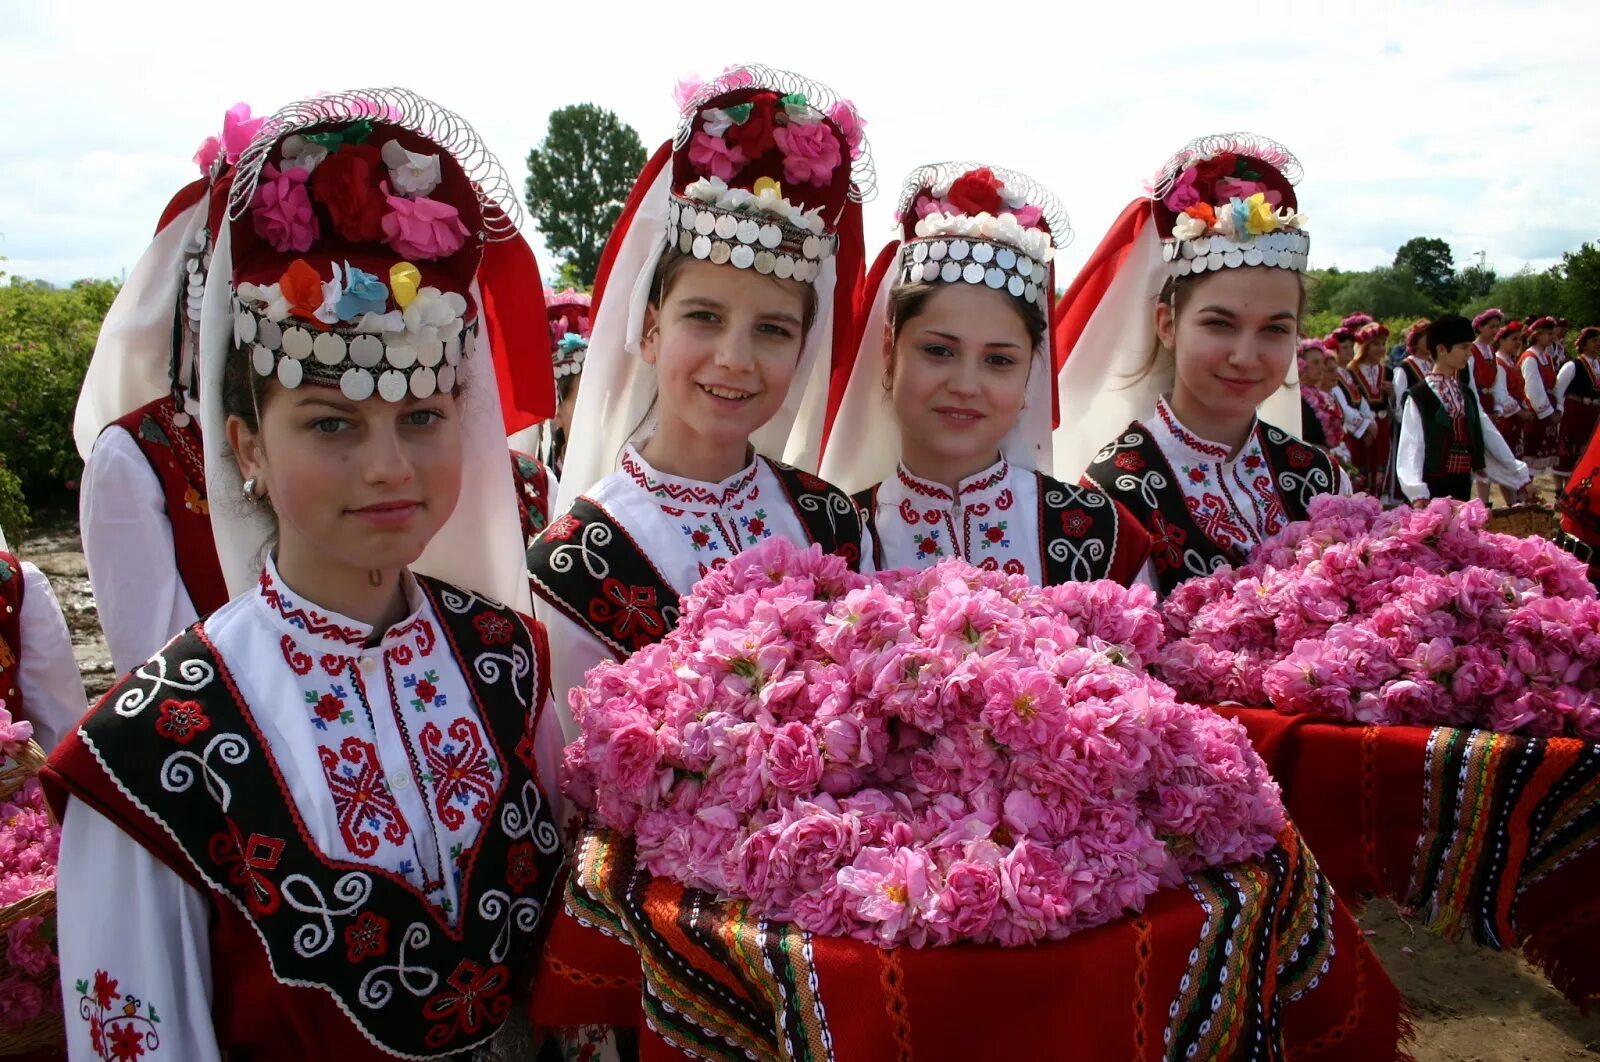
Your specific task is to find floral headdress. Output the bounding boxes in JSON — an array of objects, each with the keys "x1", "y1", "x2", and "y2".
[
  {"x1": 1472, "y1": 307, "x2": 1505, "y2": 331},
  {"x1": 668, "y1": 66, "x2": 871, "y2": 283},
  {"x1": 1151, "y1": 134, "x2": 1308, "y2": 278},
  {"x1": 1321, "y1": 327, "x2": 1353, "y2": 352},
  {"x1": 893, "y1": 163, "x2": 1066, "y2": 308},
  {"x1": 221, "y1": 90, "x2": 522, "y2": 404},
  {"x1": 546, "y1": 287, "x2": 590, "y2": 379},
  {"x1": 1356, "y1": 321, "x2": 1390, "y2": 347},
  {"x1": 1494, "y1": 319, "x2": 1524, "y2": 347},
  {"x1": 1404, "y1": 319, "x2": 1432, "y2": 353},
  {"x1": 1529, "y1": 316, "x2": 1557, "y2": 335},
  {"x1": 1340, "y1": 312, "x2": 1375, "y2": 333},
  {"x1": 1578, "y1": 325, "x2": 1600, "y2": 349}
]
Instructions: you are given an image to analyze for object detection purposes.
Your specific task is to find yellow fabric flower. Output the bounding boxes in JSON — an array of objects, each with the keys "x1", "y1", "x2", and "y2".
[{"x1": 1245, "y1": 193, "x2": 1277, "y2": 236}]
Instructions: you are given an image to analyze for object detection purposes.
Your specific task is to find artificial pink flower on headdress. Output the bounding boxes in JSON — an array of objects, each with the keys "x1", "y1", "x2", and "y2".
[
  {"x1": 194, "y1": 102, "x2": 265, "y2": 175},
  {"x1": 251, "y1": 163, "x2": 320, "y2": 253},
  {"x1": 1162, "y1": 167, "x2": 1202, "y2": 213},
  {"x1": 688, "y1": 130, "x2": 747, "y2": 181},
  {"x1": 827, "y1": 100, "x2": 867, "y2": 159},
  {"x1": 773, "y1": 122, "x2": 843, "y2": 187},
  {"x1": 379, "y1": 183, "x2": 469, "y2": 260},
  {"x1": 673, "y1": 75, "x2": 707, "y2": 113}
]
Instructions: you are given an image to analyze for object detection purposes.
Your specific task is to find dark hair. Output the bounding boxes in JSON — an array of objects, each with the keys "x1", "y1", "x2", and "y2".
[
  {"x1": 1425, "y1": 314, "x2": 1473, "y2": 355},
  {"x1": 649, "y1": 244, "x2": 819, "y2": 336},
  {"x1": 1130, "y1": 268, "x2": 1308, "y2": 385},
  {"x1": 887, "y1": 281, "x2": 1047, "y2": 350},
  {"x1": 221, "y1": 339, "x2": 270, "y2": 433}
]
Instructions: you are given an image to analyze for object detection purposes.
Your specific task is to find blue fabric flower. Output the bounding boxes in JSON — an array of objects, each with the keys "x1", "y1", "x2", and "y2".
[
  {"x1": 1230, "y1": 198, "x2": 1252, "y2": 242},
  {"x1": 336, "y1": 263, "x2": 389, "y2": 321},
  {"x1": 556, "y1": 333, "x2": 588, "y2": 356}
]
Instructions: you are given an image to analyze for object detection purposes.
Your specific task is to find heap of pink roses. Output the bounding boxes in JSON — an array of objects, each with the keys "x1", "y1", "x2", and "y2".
[
  {"x1": 1158, "y1": 495, "x2": 1600, "y2": 736},
  {"x1": 0, "y1": 715, "x2": 60, "y2": 1034},
  {"x1": 563, "y1": 538, "x2": 1285, "y2": 948}
]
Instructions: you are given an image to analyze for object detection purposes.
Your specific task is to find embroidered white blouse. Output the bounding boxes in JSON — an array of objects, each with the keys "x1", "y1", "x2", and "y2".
[
  {"x1": 863, "y1": 458, "x2": 1156, "y2": 588},
  {"x1": 1522, "y1": 345, "x2": 1560, "y2": 419},
  {"x1": 1395, "y1": 373, "x2": 1531, "y2": 501},
  {"x1": 1144, "y1": 396, "x2": 1351, "y2": 559},
  {"x1": 535, "y1": 445, "x2": 866, "y2": 743},
  {"x1": 56, "y1": 558, "x2": 564, "y2": 1060},
  {"x1": 12, "y1": 560, "x2": 87, "y2": 752}
]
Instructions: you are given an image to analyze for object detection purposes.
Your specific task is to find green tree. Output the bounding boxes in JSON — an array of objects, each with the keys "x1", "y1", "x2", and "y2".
[
  {"x1": 1394, "y1": 237, "x2": 1458, "y2": 311},
  {"x1": 1306, "y1": 267, "x2": 1354, "y2": 315},
  {"x1": 0, "y1": 277, "x2": 119, "y2": 523},
  {"x1": 1455, "y1": 262, "x2": 1497, "y2": 304},
  {"x1": 1474, "y1": 267, "x2": 1566, "y2": 322},
  {"x1": 1559, "y1": 243, "x2": 1600, "y2": 326},
  {"x1": 525, "y1": 104, "x2": 646, "y2": 287},
  {"x1": 1328, "y1": 267, "x2": 1433, "y2": 320}
]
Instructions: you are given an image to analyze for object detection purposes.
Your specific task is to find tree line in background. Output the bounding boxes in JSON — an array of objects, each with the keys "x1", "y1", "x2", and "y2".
[{"x1": 1303, "y1": 236, "x2": 1600, "y2": 338}]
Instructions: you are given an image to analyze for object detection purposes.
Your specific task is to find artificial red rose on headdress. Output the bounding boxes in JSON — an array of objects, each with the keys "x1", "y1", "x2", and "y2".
[
  {"x1": 946, "y1": 168, "x2": 1004, "y2": 217},
  {"x1": 280, "y1": 259, "x2": 325, "y2": 322},
  {"x1": 312, "y1": 143, "x2": 388, "y2": 243},
  {"x1": 1194, "y1": 152, "x2": 1238, "y2": 182},
  {"x1": 725, "y1": 94, "x2": 778, "y2": 157}
]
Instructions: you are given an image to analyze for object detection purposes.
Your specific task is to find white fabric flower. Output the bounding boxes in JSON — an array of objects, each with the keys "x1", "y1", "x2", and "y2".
[
  {"x1": 279, "y1": 135, "x2": 328, "y2": 175},
  {"x1": 700, "y1": 108, "x2": 733, "y2": 137},
  {"x1": 238, "y1": 281, "x2": 290, "y2": 322},
  {"x1": 685, "y1": 176, "x2": 729, "y2": 204},
  {"x1": 403, "y1": 287, "x2": 468, "y2": 344},
  {"x1": 381, "y1": 140, "x2": 442, "y2": 197},
  {"x1": 1277, "y1": 207, "x2": 1308, "y2": 231},
  {"x1": 1172, "y1": 213, "x2": 1208, "y2": 241},
  {"x1": 355, "y1": 311, "x2": 406, "y2": 334},
  {"x1": 802, "y1": 207, "x2": 826, "y2": 235},
  {"x1": 1212, "y1": 209, "x2": 1239, "y2": 239},
  {"x1": 314, "y1": 262, "x2": 343, "y2": 326},
  {"x1": 1019, "y1": 228, "x2": 1053, "y2": 262}
]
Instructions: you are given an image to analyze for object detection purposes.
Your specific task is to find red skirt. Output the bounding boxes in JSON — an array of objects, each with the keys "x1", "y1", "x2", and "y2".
[
  {"x1": 1558, "y1": 400, "x2": 1600, "y2": 475},
  {"x1": 1347, "y1": 414, "x2": 1392, "y2": 494},
  {"x1": 1492, "y1": 414, "x2": 1525, "y2": 459},
  {"x1": 1525, "y1": 412, "x2": 1561, "y2": 462}
]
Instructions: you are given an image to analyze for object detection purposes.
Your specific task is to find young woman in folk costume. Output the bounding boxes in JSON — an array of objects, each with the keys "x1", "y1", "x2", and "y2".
[
  {"x1": 0, "y1": 524, "x2": 86, "y2": 752},
  {"x1": 1554, "y1": 316, "x2": 1572, "y2": 361},
  {"x1": 1395, "y1": 315, "x2": 1530, "y2": 504},
  {"x1": 72, "y1": 105, "x2": 258, "y2": 674},
  {"x1": 42, "y1": 91, "x2": 566, "y2": 1060},
  {"x1": 1555, "y1": 326, "x2": 1600, "y2": 491},
  {"x1": 1468, "y1": 307, "x2": 1522, "y2": 504},
  {"x1": 1056, "y1": 134, "x2": 1345, "y2": 596},
  {"x1": 1298, "y1": 343, "x2": 1353, "y2": 467},
  {"x1": 508, "y1": 290, "x2": 588, "y2": 547},
  {"x1": 817, "y1": 163, "x2": 1152, "y2": 586},
  {"x1": 1521, "y1": 316, "x2": 1565, "y2": 478},
  {"x1": 1333, "y1": 321, "x2": 1390, "y2": 497},
  {"x1": 529, "y1": 66, "x2": 872, "y2": 742}
]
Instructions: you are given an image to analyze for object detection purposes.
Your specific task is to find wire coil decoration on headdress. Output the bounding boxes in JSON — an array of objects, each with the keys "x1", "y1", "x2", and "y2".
[
  {"x1": 674, "y1": 64, "x2": 877, "y2": 205},
  {"x1": 1149, "y1": 132, "x2": 1303, "y2": 200},
  {"x1": 897, "y1": 162, "x2": 1071, "y2": 248},
  {"x1": 226, "y1": 87, "x2": 522, "y2": 240}
]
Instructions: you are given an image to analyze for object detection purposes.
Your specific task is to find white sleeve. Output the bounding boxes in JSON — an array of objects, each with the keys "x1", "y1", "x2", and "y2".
[
  {"x1": 1396, "y1": 400, "x2": 1429, "y2": 502},
  {"x1": 1391, "y1": 366, "x2": 1410, "y2": 406},
  {"x1": 1492, "y1": 364, "x2": 1517, "y2": 417},
  {"x1": 543, "y1": 465, "x2": 561, "y2": 516},
  {"x1": 532, "y1": 596, "x2": 614, "y2": 746},
  {"x1": 1331, "y1": 460, "x2": 1353, "y2": 496},
  {"x1": 1555, "y1": 361, "x2": 1577, "y2": 410},
  {"x1": 80, "y1": 430, "x2": 198, "y2": 674},
  {"x1": 17, "y1": 563, "x2": 86, "y2": 752},
  {"x1": 57, "y1": 800, "x2": 221, "y2": 1062},
  {"x1": 1523, "y1": 357, "x2": 1555, "y2": 418},
  {"x1": 1480, "y1": 410, "x2": 1533, "y2": 489},
  {"x1": 1132, "y1": 559, "x2": 1160, "y2": 594},
  {"x1": 1332, "y1": 388, "x2": 1371, "y2": 437}
]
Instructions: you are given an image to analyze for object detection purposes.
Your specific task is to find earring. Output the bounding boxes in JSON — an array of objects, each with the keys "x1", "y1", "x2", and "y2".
[{"x1": 242, "y1": 477, "x2": 260, "y2": 502}]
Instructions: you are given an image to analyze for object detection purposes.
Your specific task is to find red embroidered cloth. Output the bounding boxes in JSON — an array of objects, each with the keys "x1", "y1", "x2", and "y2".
[
  {"x1": 1215, "y1": 706, "x2": 1600, "y2": 1010},
  {"x1": 529, "y1": 827, "x2": 1405, "y2": 1060}
]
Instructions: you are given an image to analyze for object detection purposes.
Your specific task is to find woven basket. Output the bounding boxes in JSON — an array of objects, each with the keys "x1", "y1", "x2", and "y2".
[
  {"x1": 0, "y1": 741, "x2": 46, "y2": 805},
  {"x1": 0, "y1": 740, "x2": 64, "y2": 1056},
  {"x1": 1484, "y1": 504, "x2": 1558, "y2": 540}
]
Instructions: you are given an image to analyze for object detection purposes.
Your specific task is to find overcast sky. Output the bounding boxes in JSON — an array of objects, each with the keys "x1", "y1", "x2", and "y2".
[{"x1": 3, "y1": 0, "x2": 1595, "y2": 288}]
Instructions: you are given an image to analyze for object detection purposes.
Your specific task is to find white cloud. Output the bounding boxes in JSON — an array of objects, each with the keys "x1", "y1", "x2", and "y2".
[{"x1": 3, "y1": 0, "x2": 1597, "y2": 289}]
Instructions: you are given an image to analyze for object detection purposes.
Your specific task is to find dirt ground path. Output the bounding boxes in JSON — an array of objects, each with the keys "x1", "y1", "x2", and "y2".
[{"x1": 16, "y1": 517, "x2": 1600, "y2": 1061}]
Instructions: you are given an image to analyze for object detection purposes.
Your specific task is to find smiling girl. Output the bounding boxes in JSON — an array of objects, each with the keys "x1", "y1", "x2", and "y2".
[
  {"x1": 528, "y1": 67, "x2": 871, "y2": 740},
  {"x1": 1059, "y1": 135, "x2": 1347, "y2": 594},
  {"x1": 44, "y1": 92, "x2": 564, "y2": 1060},
  {"x1": 820, "y1": 163, "x2": 1151, "y2": 585}
]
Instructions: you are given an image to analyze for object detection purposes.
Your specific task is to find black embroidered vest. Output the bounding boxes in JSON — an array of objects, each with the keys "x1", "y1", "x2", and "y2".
[
  {"x1": 529, "y1": 460, "x2": 861, "y2": 660},
  {"x1": 1406, "y1": 383, "x2": 1486, "y2": 478},
  {"x1": 64, "y1": 577, "x2": 563, "y2": 1057},
  {"x1": 1084, "y1": 422, "x2": 1336, "y2": 594}
]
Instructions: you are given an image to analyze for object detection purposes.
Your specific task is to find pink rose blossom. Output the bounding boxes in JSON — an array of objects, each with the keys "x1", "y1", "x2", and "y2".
[
  {"x1": 250, "y1": 163, "x2": 319, "y2": 253},
  {"x1": 826, "y1": 100, "x2": 867, "y2": 159},
  {"x1": 772, "y1": 122, "x2": 843, "y2": 187},
  {"x1": 193, "y1": 101, "x2": 264, "y2": 175},
  {"x1": 687, "y1": 130, "x2": 746, "y2": 181},
  {"x1": 380, "y1": 182, "x2": 470, "y2": 260}
]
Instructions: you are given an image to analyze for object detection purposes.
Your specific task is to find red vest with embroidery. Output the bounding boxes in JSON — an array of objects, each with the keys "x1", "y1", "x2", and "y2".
[
  {"x1": 510, "y1": 450, "x2": 552, "y2": 548},
  {"x1": 529, "y1": 461, "x2": 861, "y2": 661},
  {"x1": 1083, "y1": 423, "x2": 1337, "y2": 595},
  {"x1": 108, "y1": 395, "x2": 229, "y2": 615},
  {"x1": 1500, "y1": 354, "x2": 1528, "y2": 406},
  {"x1": 41, "y1": 577, "x2": 563, "y2": 1059},
  {"x1": 1520, "y1": 349, "x2": 1557, "y2": 391},
  {"x1": 1471, "y1": 346, "x2": 1500, "y2": 397},
  {"x1": 853, "y1": 473, "x2": 1151, "y2": 588},
  {"x1": 0, "y1": 553, "x2": 23, "y2": 721}
]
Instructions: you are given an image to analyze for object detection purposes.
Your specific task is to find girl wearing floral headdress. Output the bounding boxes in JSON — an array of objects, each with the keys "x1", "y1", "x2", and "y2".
[
  {"x1": 1521, "y1": 315, "x2": 1563, "y2": 476},
  {"x1": 1299, "y1": 342, "x2": 1352, "y2": 466},
  {"x1": 1335, "y1": 321, "x2": 1390, "y2": 497},
  {"x1": 0, "y1": 524, "x2": 86, "y2": 753},
  {"x1": 1059, "y1": 135, "x2": 1347, "y2": 595},
  {"x1": 528, "y1": 66, "x2": 872, "y2": 742},
  {"x1": 818, "y1": 163, "x2": 1152, "y2": 586},
  {"x1": 44, "y1": 91, "x2": 565, "y2": 1060},
  {"x1": 508, "y1": 289, "x2": 590, "y2": 547},
  {"x1": 1555, "y1": 325, "x2": 1600, "y2": 491},
  {"x1": 73, "y1": 104, "x2": 258, "y2": 675},
  {"x1": 1467, "y1": 308, "x2": 1521, "y2": 504}
]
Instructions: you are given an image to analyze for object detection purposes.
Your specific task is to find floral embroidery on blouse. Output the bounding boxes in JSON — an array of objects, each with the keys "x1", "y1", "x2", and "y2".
[{"x1": 76, "y1": 969, "x2": 162, "y2": 1059}]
